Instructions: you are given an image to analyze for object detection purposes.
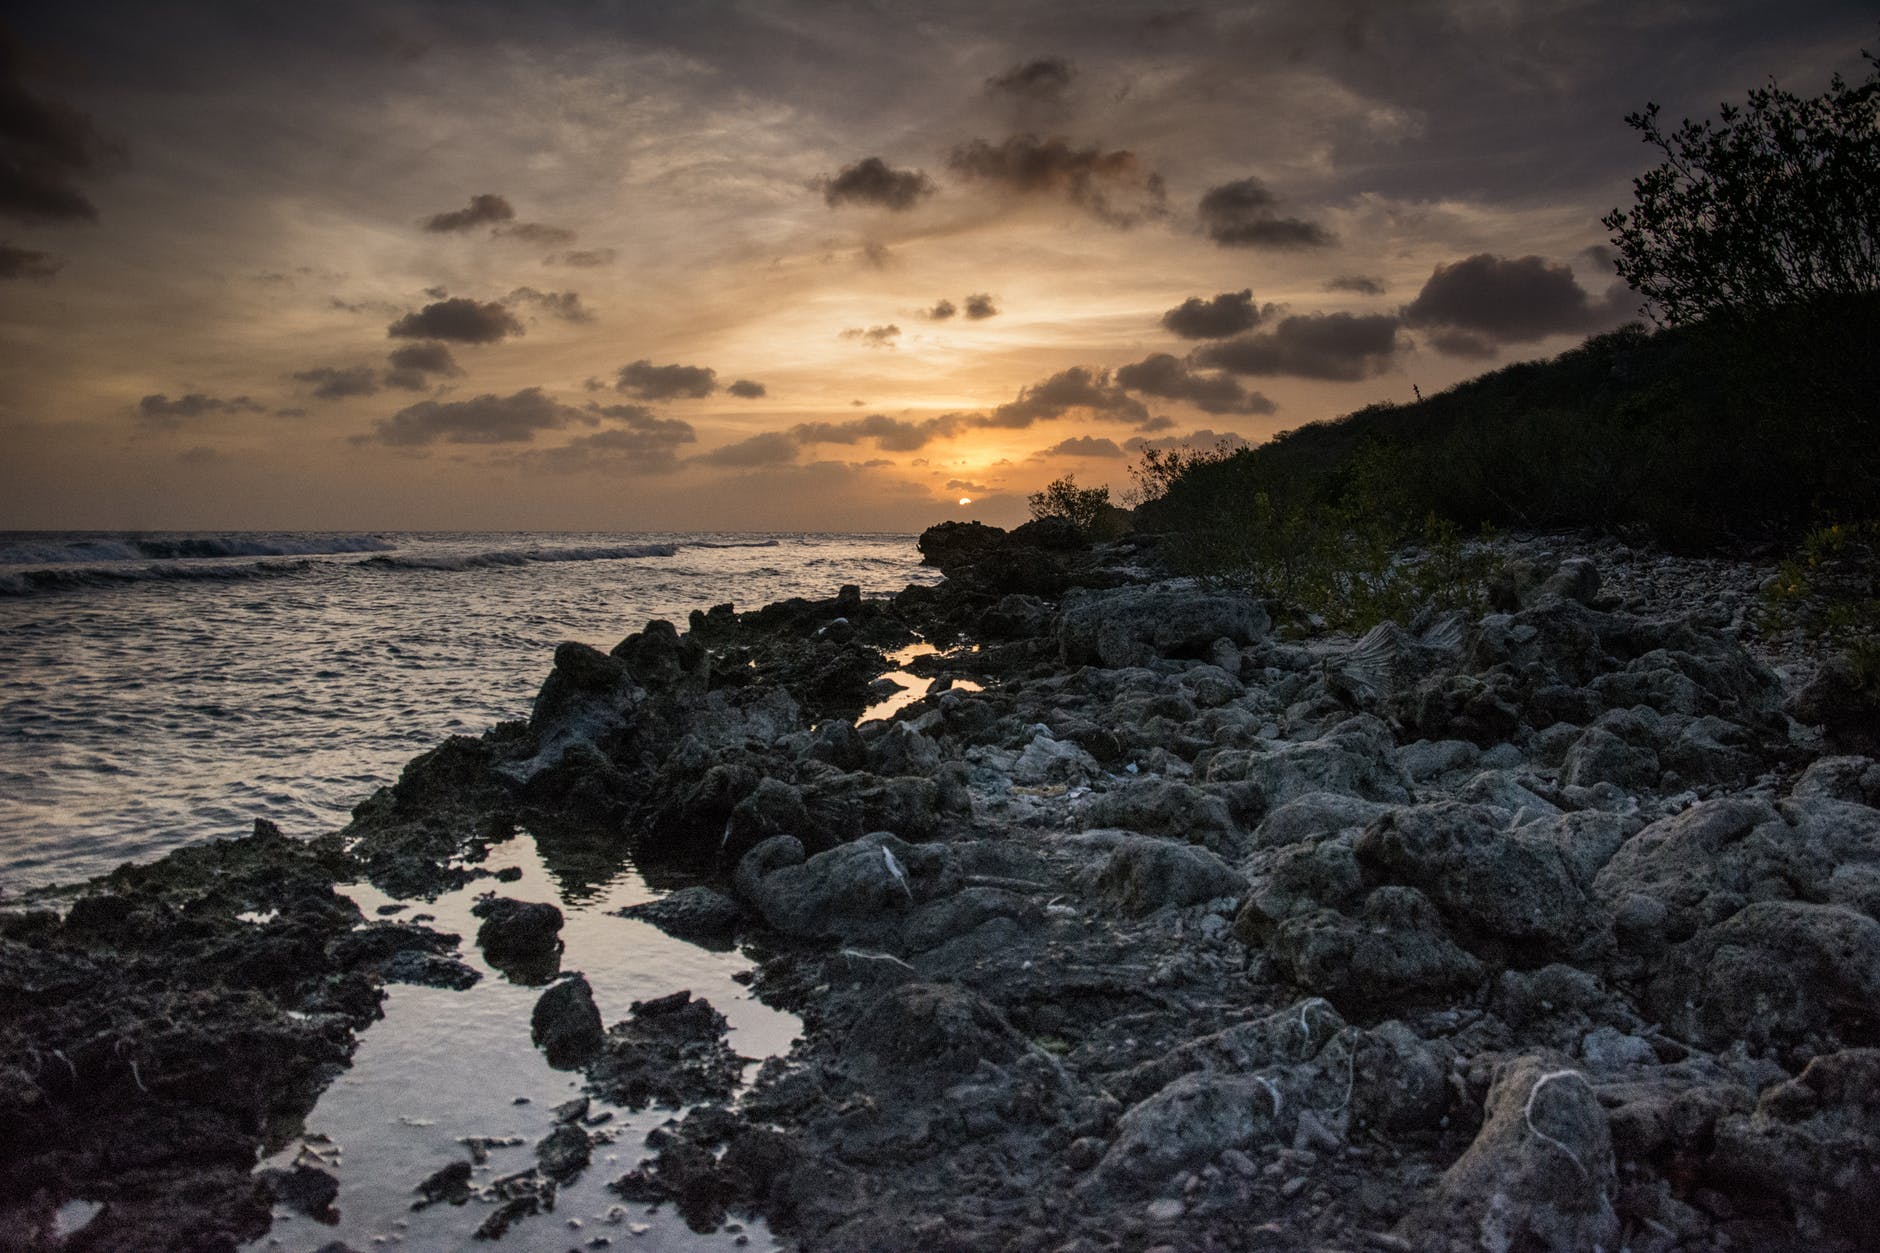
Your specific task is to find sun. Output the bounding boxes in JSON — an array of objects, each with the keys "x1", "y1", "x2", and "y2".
[{"x1": 958, "y1": 496, "x2": 972, "y2": 506}]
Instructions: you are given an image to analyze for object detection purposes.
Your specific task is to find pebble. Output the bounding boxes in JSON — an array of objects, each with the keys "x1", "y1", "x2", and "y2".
[{"x1": 1144, "y1": 1198, "x2": 1186, "y2": 1221}]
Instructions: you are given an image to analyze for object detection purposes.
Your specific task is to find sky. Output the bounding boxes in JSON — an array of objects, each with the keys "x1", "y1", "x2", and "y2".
[{"x1": 1, "y1": 1, "x2": 1873, "y2": 533}]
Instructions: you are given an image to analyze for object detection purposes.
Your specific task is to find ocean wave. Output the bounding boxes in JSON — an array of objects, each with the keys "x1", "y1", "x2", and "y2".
[
  {"x1": 685, "y1": 539, "x2": 782, "y2": 549},
  {"x1": 0, "y1": 534, "x2": 396, "y2": 566},
  {"x1": 0, "y1": 559, "x2": 315, "y2": 597},
  {"x1": 355, "y1": 542, "x2": 678, "y2": 573}
]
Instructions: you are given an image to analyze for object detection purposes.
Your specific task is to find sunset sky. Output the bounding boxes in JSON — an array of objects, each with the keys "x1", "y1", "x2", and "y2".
[{"x1": 2, "y1": 1, "x2": 1872, "y2": 532}]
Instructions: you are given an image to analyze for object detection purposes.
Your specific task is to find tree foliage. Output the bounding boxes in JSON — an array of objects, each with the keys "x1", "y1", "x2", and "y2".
[
  {"x1": 1603, "y1": 52, "x2": 1880, "y2": 325},
  {"x1": 1027, "y1": 475, "x2": 1111, "y2": 532}
]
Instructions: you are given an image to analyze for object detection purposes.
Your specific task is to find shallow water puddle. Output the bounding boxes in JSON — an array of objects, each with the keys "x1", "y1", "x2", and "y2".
[
  {"x1": 248, "y1": 834, "x2": 797, "y2": 1251},
  {"x1": 857, "y1": 642, "x2": 984, "y2": 724}
]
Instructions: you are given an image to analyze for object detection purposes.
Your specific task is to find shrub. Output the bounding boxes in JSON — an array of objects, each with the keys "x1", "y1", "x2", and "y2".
[{"x1": 1028, "y1": 475, "x2": 1112, "y2": 533}]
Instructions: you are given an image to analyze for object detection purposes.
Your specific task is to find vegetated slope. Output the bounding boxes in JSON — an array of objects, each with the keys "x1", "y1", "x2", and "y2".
[{"x1": 1145, "y1": 291, "x2": 1880, "y2": 550}]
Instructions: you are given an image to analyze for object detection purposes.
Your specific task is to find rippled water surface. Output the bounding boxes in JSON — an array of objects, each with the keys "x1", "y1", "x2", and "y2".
[{"x1": 0, "y1": 530, "x2": 938, "y2": 890}]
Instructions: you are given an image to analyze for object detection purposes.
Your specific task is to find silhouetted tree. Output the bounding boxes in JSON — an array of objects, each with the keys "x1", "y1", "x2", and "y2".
[
  {"x1": 1027, "y1": 475, "x2": 1111, "y2": 531},
  {"x1": 1603, "y1": 51, "x2": 1879, "y2": 325}
]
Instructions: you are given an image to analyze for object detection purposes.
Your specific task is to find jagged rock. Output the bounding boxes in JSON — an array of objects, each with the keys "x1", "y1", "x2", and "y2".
[
  {"x1": 1206, "y1": 715, "x2": 1410, "y2": 806},
  {"x1": 1710, "y1": 1049, "x2": 1880, "y2": 1250},
  {"x1": 1792, "y1": 650, "x2": 1880, "y2": 756},
  {"x1": 472, "y1": 897, "x2": 563, "y2": 962},
  {"x1": 619, "y1": 886, "x2": 744, "y2": 948},
  {"x1": 1791, "y1": 755, "x2": 1880, "y2": 806},
  {"x1": 1083, "y1": 1071, "x2": 1289, "y2": 1197},
  {"x1": 1398, "y1": 1056, "x2": 1618, "y2": 1252},
  {"x1": 258, "y1": 1164, "x2": 339, "y2": 1216},
  {"x1": 734, "y1": 832, "x2": 947, "y2": 941},
  {"x1": 535, "y1": 1121, "x2": 591, "y2": 1182},
  {"x1": 583, "y1": 991, "x2": 740, "y2": 1110},
  {"x1": 846, "y1": 981, "x2": 1031, "y2": 1081},
  {"x1": 1562, "y1": 725, "x2": 1661, "y2": 790},
  {"x1": 532, "y1": 973, "x2": 605, "y2": 1068},
  {"x1": 1262, "y1": 886, "x2": 1487, "y2": 1011},
  {"x1": 918, "y1": 520, "x2": 1007, "y2": 571},
  {"x1": 1093, "y1": 835, "x2": 1246, "y2": 916},
  {"x1": 1059, "y1": 583, "x2": 1268, "y2": 670},
  {"x1": 1079, "y1": 778, "x2": 1238, "y2": 846}
]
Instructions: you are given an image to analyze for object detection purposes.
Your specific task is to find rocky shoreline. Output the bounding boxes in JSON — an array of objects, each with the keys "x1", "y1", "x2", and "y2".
[{"x1": 3, "y1": 521, "x2": 1877, "y2": 1251}]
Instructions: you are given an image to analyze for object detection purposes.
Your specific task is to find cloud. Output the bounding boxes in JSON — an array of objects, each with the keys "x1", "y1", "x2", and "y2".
[
  {"x1": 1194, "y1": 312, "x2": 1404, "y2": 381},
  {"x1": 0, "y1": 32, "x2": 120, "y2": 224},
  {"x1": 792, "y1": 413, "x2": 962, "y2": 451},
  {"x1": 984, "y1": 365, "x2": 1148, "y2": 429},
  {"x1": 615, "y1": 359, "x2": 717, "y2": 400},
  {"x1": 290, "y1": 364, "x2": 380, "y2": 399},
  {"x1": 421, "y1": 193, "x2": 514, "y2": 233},
  {"x1": 946, "y1": 478, "x2": 990, "y2": 493},
  {"x1": 726, "y1": 379, "x2": 766, "y2": 398},
  {"x1": 1160, "y1": 289, "x2": 1263, "y2": 339},
  {"x1": 963, "y1": 292, "x2": 999, "y2": 320},
  {"x1": 1125, "y1": 428, "x2": 1250, "y2": 455},
  {"x1": 947, "y1": 134, "x2": 1166, "y2": 227},
  {"x1": 493, "y1": 222, "x2": 576, "y2": 245},
  {"x1": 176, "y1": 445, "x2": 223, "y2": 465},
  {"x1": 840, "y1": 324, "x2": 900, "y2": 347},
  {"x1": 1196, "y1": 177, "x2": 1332, "y2": 249},
  {"x1": 859, "y1": 240, "x2": 893, "y2": 268},
  {"x1": 547, "y1": 248, "x2": 615, "y2": 268},
  {"x1": 986, "y1": 58, "x2": 1074, "y2": 101},
  {"x1": 1115, "y1": 353, "x2": 1275, "y2": 414},
  {"x1": 1038, "y1": 435, "x2": 1124, "y2": 458},
  {"x1": 925, "y1": 299, "x2": 956, "y2": 320},
  {"x1": 0, "y1": 241, "x2": 60, "y2": 278},
  {"x1": 820, "y1": 156, "x2": 936, "y2": 211},
  {"x1": 1401, "y1": 253, "x2": 1632, "y2": 349},
  {"x1": 368, "y1": 386, "x2": 579, "y2": 446},
  {"x1": 515, "y1": 424, "x2": 696, "y2": 475},
  {"x1": 387, "y1": 297, "x2": 524, "y2": 343},
  {"x1": 505, "y1": 286, "x2": 594, "y2": 323},
  {"x1": 694, "y1": 430, "x2": 800, "y2": 467},
  {"x1": 382, "y1": 340, "x2": 461, "y2": 390},
  {"x1": 1325, "y1": 274, "x2": 1386, "y2": 295},
  {"x1": 137, "y1": 392, "x2": 266, "y2": 423}
]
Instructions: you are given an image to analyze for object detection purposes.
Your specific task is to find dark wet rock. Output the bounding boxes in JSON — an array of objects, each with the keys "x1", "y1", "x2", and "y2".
[
  {"x1": 582, "y1": 991, "x2": 741, "y2": 1110},
  {"x1": 535, "y1": 1121, "x2": 592, "y2": 1183},
  {"x1": 1083, "y1": 1071, "x2": 1289, "y2": 1198},
  {"x1": 1078, "y1": 779, "x2": 1238, "y2": 849},
  {"x1": 1206, "y1": 715, "x2": 1411, "y2": 806},
  {"x1": 1261, "y1": 886, "x2": 1487, "y2": 1011},
  {"x1": 1792, "y1": 754, "x2": 1880, "y2": 806},
  {"x1": 1709, "y1": 1048, "x2": 1880, "y2": 1250},
  {"x1": 918, "y1": 520, "x2": 1008, "y2": 571},
  {"x1": 258, "y1": 1163, "x2": 339, "y2": 1216},
  {"x1": 1091, "y1": 834, "x2": 1246, "y2": 916},
  {"x1": 532, "y1": 973, "x2": 605, "y2": 1068},
  {"x1": 472, "y1": 896, "x2": 563, "y2": 958},
  {"x1": 845, "y1": 981, "x2": 1031, "y2": 1082},
  {"x1": 414, "y1": 1158, "x2": 474, "y2": 1207},
  {"x1": 1562, "y1": 724, "x2": 1661, "y2": 789},
  {"x1": 619, "y1": 885, "x2": 743, "y2": 948},
  {"x1": 1792, "y1": 650, "x2": 1880, "y2": 756},
  {"x1": 1059, "y1": 583, "x2": 1268, "y2": 669},
  {"x1": 379, "y1": 948, "x2": 481, "y2": 989}
]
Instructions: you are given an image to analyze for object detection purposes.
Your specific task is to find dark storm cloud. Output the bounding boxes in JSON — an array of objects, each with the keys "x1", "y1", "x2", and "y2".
[
  {"x1": 1422, "y1": 329, "x2": 1499, "y2": 359},
  {"x1": 1115, "y1": 353, "x2": 1275, "y2": 415},
  {"x1": 1194, "y1": 312, "x2": 1404, "y2": 381},
  {"x1": 986, "y1": 57, "x2": 1075, "y2": 101},
  {"x1": 0, "y1": 29, "x2": 120, "y2": 224},
  {"x1": 290, "y1": 364, "x2": 380, "y2": 399},
  {"x1": 505, "y1": 286, "x2": 594, "y2": 323},
  {"x1": 421, "y1": 193, "x2": 514, "y2": 233},
  {"x1": 1401, "y1": 253, "x2": 1632, "y2": 348},
  {"x1": 493, "y1": 222, "x2": 576, "y2": 245},
  {"x1": 925, "y1": 299, "x2": 957, "y2": 320},
  {"x1": 615, "y1": 359, "x2": 717, "y2": 400},
  {"x1": 548, "y1": 248, "x2": 615, "y2": 268},
  {"x1": 1038, "y1": 435, "x2": 1123, "y2": 458},
  {"x1": 820, "y1": 156, "x2": 936, "y2": 211},
  {"x1": 947, "y1": 134, "x2": 1166, "y2": 227},
  {"x1": 1196, "y1": 177, "x2": 1332, "y2": 249},
  {"x1": 694, "y1": 431, "x2": 800, "y2": 467},
  {"x1": 368, "y1": 387, "x2": 578, "y2": 446},
  {"x1": 387, "y1": 297, "x2": 524, "y2": 344},
  {"x1": 0, "y1": 240, "x2": 59, "y2": 278},
  {"x1": 1325, "y1": 275, "x2": 1386, "y2": 295},
  {"x1": 963, "y1": 292, "x2": 999, "y2": 320},
  {"x1": 840, "y1": 324, "x2": 900, "y2": 347},
  {"x1": 983, "y1": 366, "x2": 1148, "y2": 429},
  {"x1": 726, "y1": 379, "x2": 766, "y2": 398},
  {"x1": 791, "y1": 413, "x2": 961, "y2": 451},
  {"x1": 1160, "y1": 289, "x2": 1264, "y2": 339},
  {"x1": 137, "y1": 392, "x2": 266, "y2": 423}
]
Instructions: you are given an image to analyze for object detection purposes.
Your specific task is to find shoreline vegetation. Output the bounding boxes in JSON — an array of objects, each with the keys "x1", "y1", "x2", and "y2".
[{"x1": 2, "y1": 502, "x2": 1878, "y2": 1250}]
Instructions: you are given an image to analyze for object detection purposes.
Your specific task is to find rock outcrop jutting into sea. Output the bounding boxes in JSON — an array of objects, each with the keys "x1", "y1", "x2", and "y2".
[{"x1": 3, "y1": 523, "x2": 1878, "y2": 1251}]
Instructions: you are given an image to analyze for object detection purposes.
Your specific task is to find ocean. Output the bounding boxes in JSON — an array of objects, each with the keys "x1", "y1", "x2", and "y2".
[{"x1": 0, "y1": 530, "x2": 938, "y2": 891}]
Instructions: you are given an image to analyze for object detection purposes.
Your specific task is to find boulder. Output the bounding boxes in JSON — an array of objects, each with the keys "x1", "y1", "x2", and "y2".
[
  {"x1": 1262, "y1": 886, "x2": 1486, "y2": 1011},
  {"x1": 1397, "y1": 1057, "x2": 1619, "y2": 1253},
  {"x1": 473, "y1": 897, "x2": 563, "y2": 960},
  {"x1": 1059, "y1": 583, "x2": 1268, "y2": 670},
  {"x1": 917, "y1": 520, "x2": 1007, "y2": 571},
  {"x1": 619, "y1": 886, "x2": 743, "y2": 949},
  {"x1": 1083, "y1": 1071, "x2": 1288, "y2": 1197},
  {"x1": 1206, "y1": 715, "x2": 1410, "y2": 807},
  {"x1": 532, "y1": 973, "x2": 605, "y2": 1068},
  {"x1": 1093, "y1": 836, "x2": 1246, "y2": 916},
  {"x1": 734, "y1": 832, "x2": 947, "y2": 941}
]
